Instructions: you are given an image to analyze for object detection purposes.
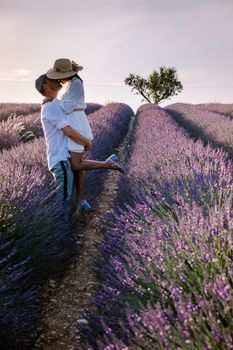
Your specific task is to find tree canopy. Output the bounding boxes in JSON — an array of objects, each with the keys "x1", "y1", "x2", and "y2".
[{"x1": 124, "y1": 66, "x2": 183, "y2": 104}]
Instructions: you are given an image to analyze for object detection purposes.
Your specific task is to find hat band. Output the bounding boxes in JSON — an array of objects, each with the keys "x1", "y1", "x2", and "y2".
[{"x1": 55, "y1": 67, "x2": 73, "y2": 73}]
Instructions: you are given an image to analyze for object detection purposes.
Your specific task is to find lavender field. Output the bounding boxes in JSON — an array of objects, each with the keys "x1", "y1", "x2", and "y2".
[
  {"x1": 1, "y1": 101, "x2": 233, "y2": 349},
  {"x1": 0, "y1": 102, "x2": 133, "y2": 349}
]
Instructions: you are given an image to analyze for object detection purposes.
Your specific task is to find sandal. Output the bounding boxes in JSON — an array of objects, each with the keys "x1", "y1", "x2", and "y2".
[
  {"x1": 109, "y1": 162, "x2": 125, "y2": 174},
  {"x1": 105, "y1": 153, "x2": 118, "y2": 164}
]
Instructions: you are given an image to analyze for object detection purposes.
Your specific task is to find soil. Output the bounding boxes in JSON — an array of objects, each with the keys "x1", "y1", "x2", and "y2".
[{"x1": 34, "y1": 117, "x2": 135, "y2": 350}]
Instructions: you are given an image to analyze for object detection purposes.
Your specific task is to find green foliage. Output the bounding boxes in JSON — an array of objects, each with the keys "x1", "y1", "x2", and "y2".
[{"x1": 124, "y1": 66, "x2": 183, "y2": 104}]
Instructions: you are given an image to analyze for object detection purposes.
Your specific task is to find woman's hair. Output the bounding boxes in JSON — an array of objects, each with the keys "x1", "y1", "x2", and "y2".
[{"x1": 65, "y1": 74, "x2": 83, "y2": 83}]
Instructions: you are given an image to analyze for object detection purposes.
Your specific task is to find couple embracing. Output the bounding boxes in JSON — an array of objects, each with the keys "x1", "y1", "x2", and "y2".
[{"x1": 35, "y1": 58, "x2": 124, "y2": 216}]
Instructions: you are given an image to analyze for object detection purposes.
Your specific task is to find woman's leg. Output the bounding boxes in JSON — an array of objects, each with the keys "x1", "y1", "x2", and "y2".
[{"x1": 70, "y1": 151, "x2": 124, "y2": 172}]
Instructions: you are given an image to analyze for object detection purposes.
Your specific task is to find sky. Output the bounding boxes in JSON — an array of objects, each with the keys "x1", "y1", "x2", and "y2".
[{"x1": 0, "y1": 0, "x2": 233, "y2": 112}]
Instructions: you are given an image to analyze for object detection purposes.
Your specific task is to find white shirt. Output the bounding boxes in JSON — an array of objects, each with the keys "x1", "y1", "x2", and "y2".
[
  {"x1": 41, "y1": 99, "x2": 70, "y2": 170},
  {"x1": 60, "y1": 77, "x2": 87, "y2": 112},
  {"x1": 59, "y1": 77, "x2": 93, "y2": 145}
]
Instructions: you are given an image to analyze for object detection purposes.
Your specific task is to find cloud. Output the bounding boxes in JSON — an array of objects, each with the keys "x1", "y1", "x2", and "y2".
[
  {"x1": 85, "y1": 81, "x2": 123, "y2": 87},
  {"x1": 0, "y1": 69, "x2": 34, "y2": 82},
  {"x1": 13, "y1": 69, "x2": 32, "y2": 76}
]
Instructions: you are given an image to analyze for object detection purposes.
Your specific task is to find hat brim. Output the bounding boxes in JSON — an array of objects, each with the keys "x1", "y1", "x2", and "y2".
[
  {"x1": 46, "y1": 66, "x2": 83, "y2": 80},
  {"x1": 46, "y1": 68, "x2": 76, "y2": 79}
]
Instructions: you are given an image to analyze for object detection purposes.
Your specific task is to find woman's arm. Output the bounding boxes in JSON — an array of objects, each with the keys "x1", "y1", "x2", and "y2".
[
  {"x1": 62, "y1": 126, "x2": 92, "y2": 150},
  {"x1": 60, "y1": 79, "x2": 85, "y2": 114}
]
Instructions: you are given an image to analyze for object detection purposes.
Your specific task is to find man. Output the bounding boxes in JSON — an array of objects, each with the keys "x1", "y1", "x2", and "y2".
[{"x1": 35, "y1": 74, "x2": 92, "y2": 207}]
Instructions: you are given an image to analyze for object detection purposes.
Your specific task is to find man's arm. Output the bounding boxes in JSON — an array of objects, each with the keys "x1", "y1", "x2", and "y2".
[{"x1": 62, "y1": 126, "x2": 92, "y2": 150}]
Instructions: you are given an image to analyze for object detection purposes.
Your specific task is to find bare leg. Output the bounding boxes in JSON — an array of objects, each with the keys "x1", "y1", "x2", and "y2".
[{"x1": 70, "y1": 151, "x2": 123, "y2": 172}]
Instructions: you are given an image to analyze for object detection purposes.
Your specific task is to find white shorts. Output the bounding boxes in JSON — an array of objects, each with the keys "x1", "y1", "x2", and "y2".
[
  {"x1": 68, "y1": 111, "x2": 93, "y2": 153},
  {"x1": 68, "y1": 139, "x2": 86, "y2": 153}
]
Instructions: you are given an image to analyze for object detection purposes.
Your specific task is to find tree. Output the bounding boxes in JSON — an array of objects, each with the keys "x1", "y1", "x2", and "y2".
[{"x1": 124, "y1": 66, "x2": 183, "y2": 104}]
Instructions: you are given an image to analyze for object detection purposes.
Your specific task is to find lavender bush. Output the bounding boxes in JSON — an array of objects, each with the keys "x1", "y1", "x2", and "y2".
[
  {"x1": 0, "y1": 118, "x2": 22, "y2": 150},
  {"x1": 0, "y1": 102, "x2": 133, "y2": 349},
  {"x1": 0, "y1": 245, "x2": 39, "y2": 350},
  {"x1": 85, "y1": 103, "x2": 134, "y2": 205},
  {"x1": 82, "y1": 104, "x2": 233, "y2": 350},
  {"x1": 85, "y1": 102, "x2": 103, "y2": 115},
  {"x1": 0, "y1": 113, "x2": 42, "y2": 151},
  {"x1": 16, "y1": 113, "x2": 43, "y2": 139},
  {"x1": 165, "y1": 103, "x2": 233, "y2": 157}
]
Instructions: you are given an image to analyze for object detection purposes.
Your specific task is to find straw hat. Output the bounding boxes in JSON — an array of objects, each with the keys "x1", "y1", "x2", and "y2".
[{"x1": 46, "y1": 58, "x2": 83, "y2": 79}]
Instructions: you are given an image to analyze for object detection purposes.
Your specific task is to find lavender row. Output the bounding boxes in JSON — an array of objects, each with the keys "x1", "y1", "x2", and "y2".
[
  {"x1": 197, "y1": 103, "x2": 233, "y2": 118},
  {"x1": 0, "y1": 138, "x2": 76, "y2": 349},
  {"x1": 85, "y1": 103, "x2": 134, "y2": 205},
  {"x1": 0, "y1": 102, "x2": 103, "y2": 122},
  {"x1": 0, "y1": 102, "x2": 40, "y2": 121},
  {"x1": 0, "y1": 103, "x2": 133, "y2": 349},
  {"x1": 0, "y1": 103, "x2": 103, "y2": 152},
  {"x1": 85, "y1": 102, "x2": 103, "y2": 115},
  {"x1": 83, "y1": 104, "x2": 233, "y2": 349},
  {"x1": 165, "y1": 103, "x2": 233, "y2": 157}
]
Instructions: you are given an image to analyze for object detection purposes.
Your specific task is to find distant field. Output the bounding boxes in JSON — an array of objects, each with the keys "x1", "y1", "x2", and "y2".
[{"x1": 0, "y1": 102, "x2": 41, "y2": 121}]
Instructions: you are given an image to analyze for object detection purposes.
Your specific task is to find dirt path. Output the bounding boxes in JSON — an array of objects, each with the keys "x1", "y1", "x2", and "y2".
[{"x1": 34, "y1": 116, "x2": 135, "y2": 350}]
